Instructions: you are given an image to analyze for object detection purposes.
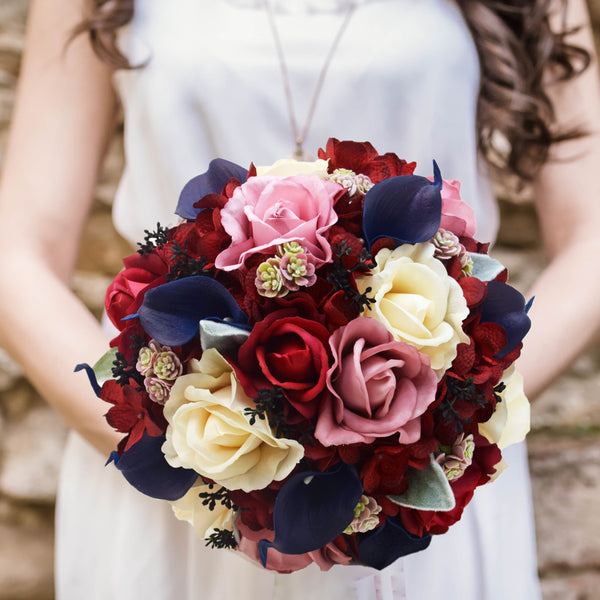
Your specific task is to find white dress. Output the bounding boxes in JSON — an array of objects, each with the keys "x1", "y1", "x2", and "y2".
[{"x1": 56, "y1": 1, "x2": 541, "y2": 598}]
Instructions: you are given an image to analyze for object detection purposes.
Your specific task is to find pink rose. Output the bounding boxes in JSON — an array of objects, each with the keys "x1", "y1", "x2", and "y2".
[
  {"x1": 215, "y1": 175, "x2": 339, "y2": 271},
  {"x1": 236, "y1": 522, "x2": 352, "y2": 573},
  {"x1": 440, "y1": 179, "x2": 476, "y2": 238},
  {"x1": 315, "y1": 317, "x2": 437, "y2": 446}
]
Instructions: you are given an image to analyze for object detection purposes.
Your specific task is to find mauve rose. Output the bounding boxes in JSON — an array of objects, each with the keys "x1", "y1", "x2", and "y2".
[
  {"x1": 215, "y1": 175, "x2": 339, "y2": 271},
  {"x1": 439, "y1": 179, "x2": 476, "y2": 238},
  {"x1": 236, "y1": 522, "x2": 352, "y2": 573},
  {"x1": 315, "y1": 317, "x2": 437, "y2": 446}
]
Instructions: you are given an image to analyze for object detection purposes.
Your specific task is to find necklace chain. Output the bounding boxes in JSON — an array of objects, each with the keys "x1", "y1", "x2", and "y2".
[{"x1": 264, "y1": 0, "x2": 356, "y2": 160}]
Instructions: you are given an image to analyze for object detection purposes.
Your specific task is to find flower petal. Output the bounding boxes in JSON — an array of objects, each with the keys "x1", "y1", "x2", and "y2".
[
  {"x1": 258, "y1": 463, "x2": 363, "y2": 565},
  {"x1": 176, "y1": 158, "x2": 248, "y2": 221},
  {"x1": 74, "y1": 363, "x2": 102, "y2": 397},
  {"x1": 362, "y1": 162, "x2": 442, "y2": 247},
  {"x1": 357, "y1": 518, "x2": 432, "y2": 570},
  {"x1": 108, "y1": 432, "x2": 197, "y2": 501},
  {"x1": 137, "y1": 276, "x2": 248, "y2": 346}
]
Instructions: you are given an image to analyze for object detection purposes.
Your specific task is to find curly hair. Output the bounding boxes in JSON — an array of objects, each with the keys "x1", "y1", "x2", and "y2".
[{"x1": 76, "y1": 0, "x2": 591, "y2": 182}]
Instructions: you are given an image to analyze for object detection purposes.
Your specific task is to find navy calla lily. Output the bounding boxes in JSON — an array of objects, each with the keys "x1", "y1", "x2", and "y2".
[
  {"x1": 357, "y1": 518, "x2": 432, "y2": 570},
  {"x1": 258, "y1": 463, "x2": 363, "y2": 566},
  {"x1": 107, "y1": 432, "x2": 197, "y2": 501},
  {"x1": 480, "y1": 281, "x2": 533, "y2": 358},
  {"x1": 362, "y1": 161, "x2": 443, "y2": 249},
  {"x1": 176, "y1": 158, "x2": 248, "y2": 221},
  {"x1": 74, "y1": 363, "x2": 102, "y2": 397},
  {"x1": 135, "y1": 276, "x2": 248, "y2": 347}
]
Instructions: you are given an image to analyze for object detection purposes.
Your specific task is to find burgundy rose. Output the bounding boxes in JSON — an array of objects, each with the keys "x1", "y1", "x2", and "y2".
[
  {"x1": 315, "y1": 317, "x2": 437, "y2": 446},
  {"x1": 237, "y1": 311, "x2": 331, "y2": 419}
]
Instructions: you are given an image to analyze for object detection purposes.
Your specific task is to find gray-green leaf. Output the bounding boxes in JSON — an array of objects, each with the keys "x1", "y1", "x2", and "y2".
[
  {"x1": 92, "y1": 347, "x2": 119, "y2": 387},
  {"x1": 199, "y1": 319, "x2": 250, "y2": 355},
  {"x1": 468, "y1": 253, "x2": 505, "y2": 282},
  {"x1": 387, "y1": 455, "x2": 456, "y2": 511}
]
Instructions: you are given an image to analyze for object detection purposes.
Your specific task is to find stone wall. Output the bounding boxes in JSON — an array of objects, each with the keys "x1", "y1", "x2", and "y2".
[{"x1": 1, "y1": 2, "x2": 600, "y2": 599}]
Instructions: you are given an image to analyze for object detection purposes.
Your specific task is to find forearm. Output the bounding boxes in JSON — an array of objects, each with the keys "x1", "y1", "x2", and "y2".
[
  {"x1": 517, "y1": 236, "x2": 600, "y2": 400},
  {"x1": 0, "y1": 252, "x2": 120, "y2": 456}
]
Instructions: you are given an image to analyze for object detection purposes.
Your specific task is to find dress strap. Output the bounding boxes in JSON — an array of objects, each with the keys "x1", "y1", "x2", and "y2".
[{"x1": 354, "y1": 561, "x2": 408, "y2": 600}]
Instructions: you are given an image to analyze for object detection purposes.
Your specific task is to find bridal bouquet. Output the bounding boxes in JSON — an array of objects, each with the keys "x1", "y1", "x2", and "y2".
[{"x1": 78, "y1": 139, "x2": 531, "y2": 572}]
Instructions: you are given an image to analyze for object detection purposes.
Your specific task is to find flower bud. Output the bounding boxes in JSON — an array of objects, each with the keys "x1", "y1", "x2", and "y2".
[
  {"x1": 344, "y1": 495, "x2": 382, "y2": 534},
  {"x1": 255, "y1": 257, "x2": 289, "y2": 298}
]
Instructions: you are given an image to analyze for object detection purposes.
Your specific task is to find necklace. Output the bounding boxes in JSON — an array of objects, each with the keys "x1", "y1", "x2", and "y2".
[{"x1": 263, "y1": 0, "x2": 356, "y2": 160}]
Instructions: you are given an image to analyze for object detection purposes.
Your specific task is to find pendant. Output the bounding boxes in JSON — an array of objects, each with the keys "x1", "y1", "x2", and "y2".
[{"x1": 293, "y1": 139, "x2": 311, "y2": 162}]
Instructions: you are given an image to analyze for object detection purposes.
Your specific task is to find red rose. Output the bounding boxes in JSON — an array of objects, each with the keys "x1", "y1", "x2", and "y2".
[
  {"x1": 237, "y1": 310, "x2": 331, "y2": 419},
  {"x1": 105, "y1": 251, "x2": 169, "y2": 331},
  {"x1": 318, "y1": 138, "x2": 416, "y2": 183}
]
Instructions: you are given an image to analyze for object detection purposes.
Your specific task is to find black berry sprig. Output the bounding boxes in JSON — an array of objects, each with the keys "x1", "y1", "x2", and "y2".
[
  {"x1": 205, "y1": 529, "x2": 238, "y2": 550},
  {"x1": 493, "y1": 381, "x2": 506, "y2": 404},
  {"x1": 198, "y1": 483, "x2": 237, "y2": 511},
  {"x1": 244, "y1": 386, "x2": 296, "y2": 439},
  {"x1": 165, "y1": 240, "x2": 210, "y2": 282},
  {"x1": 137, "y1": 223, "x2": 169, "y2": 255},
  {"x1": 435, "y1": 376, "x2": 487, "y2": 434},
  {"x1": 326, "y1": 240, "x2": 375, "y2": 313},
  {"x1": 111, "y1": 336, "x2": 145, "y2": 387}
]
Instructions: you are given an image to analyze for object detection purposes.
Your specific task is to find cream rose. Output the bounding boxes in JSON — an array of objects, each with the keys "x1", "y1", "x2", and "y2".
[
  {"x1": 479, "y1": 366, "x2": 530, "y2": 449},
  {"x1": 256, "y1": 158, "x2": 329, "y2": 178},
  {"x1": 162, "y1": 348, "x2": 304, "y2": 492},
  {"x1": 355, "y1": 243, "x2": 469, "y2": 377},
  {"x1": 170, "y1": 479, "x2": 235, "y2": 539}
]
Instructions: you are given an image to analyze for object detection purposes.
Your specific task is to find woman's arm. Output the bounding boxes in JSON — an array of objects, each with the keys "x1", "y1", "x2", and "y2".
[
  {"x1": 517, "y1": 0, "x2": 600, "y2": 398},
  {"x1": 0, "y1": 0, "x2": 122, "y2": 455}
]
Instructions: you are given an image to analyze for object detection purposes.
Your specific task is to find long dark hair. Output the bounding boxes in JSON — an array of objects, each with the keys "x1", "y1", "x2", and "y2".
[{"x1": 76, "y1": 0, "x2": 591, "y2": 182}]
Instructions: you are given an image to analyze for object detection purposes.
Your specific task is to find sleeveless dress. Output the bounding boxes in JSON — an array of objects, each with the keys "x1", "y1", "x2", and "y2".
[{"x1": 56, "y1": 1, "x2": 541, "y2": 598}]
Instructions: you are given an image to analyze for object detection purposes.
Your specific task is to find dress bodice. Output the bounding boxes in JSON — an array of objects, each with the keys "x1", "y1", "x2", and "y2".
[{"x1": 113, "y1": 0, "x2": 498, "y2": 246}]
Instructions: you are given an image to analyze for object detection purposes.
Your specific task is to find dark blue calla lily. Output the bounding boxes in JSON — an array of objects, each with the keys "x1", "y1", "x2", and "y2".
[
  {"x1": 258, "y1": 463, "x2": 363, "y2": 566},
  {"x1": 176, "y1": 158, "x2": 248, "y2": 221},
  {"x1": 363, "y1": 161, "x2": 443, "y2": 249},
  {"x1": 357, "y1": 518, "x2": 432, "y2": 570},
  {"x1": 136, "y1": 276, "x2": 248, "y2": 347},
  {"x1": 480, "y1": 281, "x2": 533, "y2": 358},
  {"x1": 107, "y1": 432, "x2": 197, "y2": 501},
  {"x1": 74, "y1": 363, "x2": 102, "y2": 397}
]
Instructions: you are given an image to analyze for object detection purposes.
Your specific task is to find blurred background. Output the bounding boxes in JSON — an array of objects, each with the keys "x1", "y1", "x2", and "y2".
[{"x1": 1, "y1": 2, "x2": 600, "y2": 599}]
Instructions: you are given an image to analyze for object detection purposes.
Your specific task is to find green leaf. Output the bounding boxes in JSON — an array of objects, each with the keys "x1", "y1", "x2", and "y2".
[
  {"x1": 199, "y1": 319, "x2": 250, "y2": 355},
  {"x1": 92, "y1": 347, "x2": 119, "y2": 386},
  {"x1": 387, "y1": 455, "x2": 456, "y2": 511},
  {"x1": 468, "y1": 253, "x2": 505, "y2": 281}
]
